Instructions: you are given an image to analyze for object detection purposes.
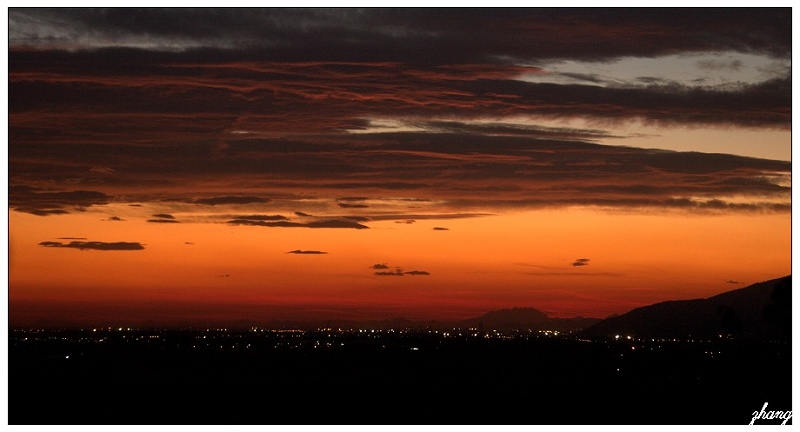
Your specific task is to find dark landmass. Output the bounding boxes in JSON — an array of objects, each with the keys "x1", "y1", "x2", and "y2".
[
  {"x1": 9, "y1": 327, "x2": 791, "y2": 425},
  {"x1": 579, "y1": 276, "x2": 791, "y2": 340}
]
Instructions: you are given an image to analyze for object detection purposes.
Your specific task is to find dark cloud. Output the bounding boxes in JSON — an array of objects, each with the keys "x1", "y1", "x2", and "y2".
[
  {"x1": 25, "y1": 209, "x2": 70, "y2": 216},
  {"x1": 338, "y1": 202, "x2": 370, "y2": 209},
  {"x1": 9, "y1": 127, "x2": 790, "y2": 215},
  {"x1": 228, "y1": 218, "x2": 368, "y2": 229},
  {"x1": 343, "y1": 216, "x2": 371, "y2": 222},
  {"x1": 7, "y1": 9, "x2": 790, "y2": 219},
  {"x1": 306, "y1": 220, "x2": 369, "y2": 229},
  {"x1": 9, "y1": 185, "x2": 110, "y2": 216},
  {"x1": 572, "y1": 258, "x2": 590, "y2": 267},
  {"x1": 726, "y1": 280, "x2": 741, "y2": 284},
  {"x1": 192, "y1": 196, "x2": 271, "y2": 205},
  {"x1": 216, "y1": 274, "x2": 231, "y2": 277},
  {"x1": 365, "y1": 213, "x2": 491, "y2": 221},
  {"x1": 148, "y1": 213, "x2": 180, "y2": 223},
  {"x1": 39, "y1": 240, "x2": 145, "y2": 251},
  {"x1": 287, "y1": 250, "x2": 328, "y2": 255},
  {"x1": 106, "y1": 216, "x2": 125, "y2": 221},
  {"x1": 9, "y1": 9, "x2": 790, "y2": 60},
  {"x1": 416, "y1": 120, "x2": 621, "y2": 141},
  {"x1": 229, "y1": 214, "x2": 288, "y2": 221},
  {"x1": 9, "y1": 58, "x2": 789, "y2": 129},
  {"x1": 372, "y1": 263, "x2": 430, "y2": 276},
  {"x1": 374, "y1": 269, "x2": 431, "y2": 276},
  {"x1": 375, "y1": 270, "x2": 405, "y2": 277},
  {"x1": 433, "y1": 227, "x2": 449, "y2": 231}
]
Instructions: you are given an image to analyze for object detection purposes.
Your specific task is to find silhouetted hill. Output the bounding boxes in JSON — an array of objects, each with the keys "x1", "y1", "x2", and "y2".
[
  {"x1": 578, "y1": 275, "x2": 791, "y2": 340},
  {"x1": 456, "y1": 307, "x2": 601, "y2": 332}
]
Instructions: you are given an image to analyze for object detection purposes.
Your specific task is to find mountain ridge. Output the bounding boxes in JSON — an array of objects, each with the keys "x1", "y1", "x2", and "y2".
[{"x1": 577, "y1": 275, "x2": 791, "y2": 340}]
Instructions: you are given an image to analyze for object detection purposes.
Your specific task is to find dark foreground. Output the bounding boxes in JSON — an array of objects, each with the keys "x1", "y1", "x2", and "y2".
[{"x1": 9, "y1": 328, "x2": 792, "y2": 425}]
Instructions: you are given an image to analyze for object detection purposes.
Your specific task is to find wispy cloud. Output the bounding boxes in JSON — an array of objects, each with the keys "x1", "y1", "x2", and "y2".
[
  {"x1": 375, "y1": 270, "x2": 406, "y2": 277},
  {"x1": 39, "y1": 240, "x2": 145, "y2": 251},
  {"x1": 375, "y1": 269, "x2": 431, "y2": 276},
  {"x1": 572, "y1": 258, "x2": 590, "y2": 267},
  {"x1": 228, "y1": 218, "x2": 368, "y2": 229},
  {"x1": 372, "y1": 263, "x2": 431, "y2": 276}
]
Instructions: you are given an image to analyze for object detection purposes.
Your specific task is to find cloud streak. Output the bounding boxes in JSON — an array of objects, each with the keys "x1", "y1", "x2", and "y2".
[
  {"x1": 228, "y1": 218, "x2": 369, "y2": 229},
  {"x1": 148, "y1": 214, "x2": 180, "y2": 223},
  {"x1": 375, "y1": 270, "x2": 431, "y2": 277},
  {"x1": 372, "y1": 263, "x2": 431, "y2": 277},
  {"x1": 39, "y1": 240, "x2": 145, "y2": 251},
  {"x1": 9, "y1": 9, "x2": 789, "y2": 60}
]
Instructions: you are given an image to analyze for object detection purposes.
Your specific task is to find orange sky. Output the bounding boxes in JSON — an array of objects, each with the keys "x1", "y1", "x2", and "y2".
[
  {"x1": 9, "y1": 203, "x2": 790, "y2": 326},
  {"x1": 7, "y1": 8, "x2": 792, "y2": 327}
]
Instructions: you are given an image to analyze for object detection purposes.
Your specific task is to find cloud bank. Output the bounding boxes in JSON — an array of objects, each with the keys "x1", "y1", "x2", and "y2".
[{"x1": 8, "y1": 8, "x2": 790, "y2": 221}]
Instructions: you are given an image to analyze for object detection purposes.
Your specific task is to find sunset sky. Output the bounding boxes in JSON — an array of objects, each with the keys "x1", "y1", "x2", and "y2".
[{"x1": 6, "y1": 8, "x2": 792, "y2": 327}]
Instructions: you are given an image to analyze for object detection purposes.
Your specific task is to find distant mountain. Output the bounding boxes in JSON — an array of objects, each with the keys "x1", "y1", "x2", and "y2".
[
  {"x1": 251, "y1": 307, "x2": 601, "y2": 332},
  {"x1": 456, "y1": 307, "x2": 601, "y2": 332},
  {"x1": 578, "y1": 275, "x2": 791, "y2": 340}
]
